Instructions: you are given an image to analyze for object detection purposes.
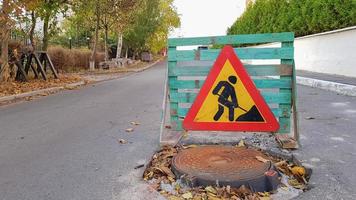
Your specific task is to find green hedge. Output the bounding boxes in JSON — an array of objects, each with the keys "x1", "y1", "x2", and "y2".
[{"x1": 228, "y1": 0, "x2": 356, "y2": 37}]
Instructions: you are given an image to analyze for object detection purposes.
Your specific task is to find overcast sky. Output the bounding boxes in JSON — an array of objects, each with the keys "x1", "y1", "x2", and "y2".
[{"x1": 170, "y1": 0, "x2": 246, "y2": 38}]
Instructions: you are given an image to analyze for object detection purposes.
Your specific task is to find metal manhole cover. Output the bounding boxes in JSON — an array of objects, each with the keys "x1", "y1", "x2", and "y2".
[{"x1": 172, "y1": 146, "x2": 280, "y2": 192}]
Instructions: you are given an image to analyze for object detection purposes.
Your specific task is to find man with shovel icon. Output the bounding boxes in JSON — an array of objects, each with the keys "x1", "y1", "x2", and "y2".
[
  {"x1": 212, "y1": 75, "x2": 264, "y2": 122},
  {"x1": 212, "y1": 75, "x2": 242, "y2": 121}
]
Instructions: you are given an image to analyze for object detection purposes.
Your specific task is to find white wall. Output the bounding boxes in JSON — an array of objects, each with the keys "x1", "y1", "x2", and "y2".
[
  {"x1": 248, "y1": 26, "x2": 356, "y2": 77},
  {"x1": 295, "y1": 26, "x2": 356, "y2": 77}
]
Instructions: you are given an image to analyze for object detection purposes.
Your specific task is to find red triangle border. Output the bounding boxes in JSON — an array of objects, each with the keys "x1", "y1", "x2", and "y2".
[{"x1": 183, "y1": 45, "x2": 280, "y2": 132}]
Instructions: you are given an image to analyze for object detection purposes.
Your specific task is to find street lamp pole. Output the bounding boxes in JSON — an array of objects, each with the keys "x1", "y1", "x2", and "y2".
[
  {"x1": 86, "y1": 37, "x2": 90, "y2": 49},
  {"x1": 69, "y1": 37, "x2": 72, "y2": 49}
]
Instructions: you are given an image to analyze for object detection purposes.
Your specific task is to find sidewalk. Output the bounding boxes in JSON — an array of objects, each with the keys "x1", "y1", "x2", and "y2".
[
  {"x1": 0, "y1": 59, "x2": 162, "y2": 104},
  {"x1": 297, "y1": 70, "x2": 356, "y2": 96}
]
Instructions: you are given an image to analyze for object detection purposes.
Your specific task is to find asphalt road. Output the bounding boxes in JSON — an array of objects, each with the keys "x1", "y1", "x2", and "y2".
[
  {"x1": 1, "y1": 60, "x2": 356, "y2": 200},
  {"x1": 0, "y1": 61, "x2": 166, "y2": 200}
]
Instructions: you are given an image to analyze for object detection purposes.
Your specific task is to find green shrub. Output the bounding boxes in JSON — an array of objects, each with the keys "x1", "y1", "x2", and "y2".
[{"x1": 228, "y1": 0, "x2": 356, "y2": 37}]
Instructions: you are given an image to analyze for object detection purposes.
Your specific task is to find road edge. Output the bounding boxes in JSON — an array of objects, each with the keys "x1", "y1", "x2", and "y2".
[
  {"x1": 296, "y1": 76, "x2": 356, "y2": 96},
  {"x1": 0, "y1": 59, "x2": 162, "y2": 103}
]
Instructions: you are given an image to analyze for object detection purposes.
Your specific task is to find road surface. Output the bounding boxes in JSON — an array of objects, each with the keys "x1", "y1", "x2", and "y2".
[{"x1": 0, "y1": 61, "x2": 356, "y2": 199}]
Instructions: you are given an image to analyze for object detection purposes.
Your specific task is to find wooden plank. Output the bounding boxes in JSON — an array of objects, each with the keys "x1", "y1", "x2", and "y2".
[
  {"x1": 15, "y1": 61, "x2": 28, "y2": 82},
  {"x1": 44, "y1": 53, "x2": 59, "y2": 79},
  {"x1": 278, "y1": 41, "x2": 294, "y2": 136},
  {"x1": 169, "y1": 78, "x2": 292, "y2": 89},
  {"x1": 169, "y1": 64, "x2": 293, "y2": 77},
  {"x1": 168, "y1": 46, "x2": 179, "y2": 130},
  {"x1": 170, "y1": 91, "x2": 291, "y2": 104},
  {"x1": 33, "y1": 53, "x2": 47, "y2": 80},
  {"x1": 168, "y1": 32, "x2": 295, "y2": 47},
  {"x1": 168, "y1": 47, "x2": 294, "y2": 61},
  {"x1": 177, "y1": 107, "x2": 290, "y2": 118}
]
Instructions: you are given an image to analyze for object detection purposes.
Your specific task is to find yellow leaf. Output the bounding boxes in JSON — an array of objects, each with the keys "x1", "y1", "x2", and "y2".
[
  {"x1": 207, "y1": 196, "x2": 221, "y2": 200},
  {"x1": 205, "y1": 186, "x2": 217, "y2": 194},
  {"x1": 291, "y1": 166, "x2": 306, "y2": 177},
  {"x1": 259, "y1": 197, "x2": 271, "y2": 200},
  {"x1": 169, "y1": 196, "x2": 182, "y2": 200},
  {"x1": 182, "y1": 192, "x2": 193, "y2": 199},
  {"x1": 237, "y1": 140, "x2": 245, "y2": 147},
  {"x1": 288, "y1": 179, "x2": 305, "y2": 189}
]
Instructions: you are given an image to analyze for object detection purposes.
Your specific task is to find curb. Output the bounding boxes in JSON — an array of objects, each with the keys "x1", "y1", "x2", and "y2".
[
  {"x1": 0, "y1": 59, "x2": 162, "y2": 103},
  {"x1": 0, "y1": 81, "x2": 86, "y2": 103},
  {"x1": 296, "y1": 76, "x2": 356, "y2": 96}
]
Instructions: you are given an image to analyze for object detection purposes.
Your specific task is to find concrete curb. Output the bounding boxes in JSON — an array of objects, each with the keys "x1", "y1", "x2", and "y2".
[
  {"x1": 296, "y1": 76, "x2": 356, "y2": 96},
  {"x1": 0, "y1": 59, "x2": 162, "y2": 103},
  {"x1": 0, "y1": 81, "x2": 86, "y2": 103}
]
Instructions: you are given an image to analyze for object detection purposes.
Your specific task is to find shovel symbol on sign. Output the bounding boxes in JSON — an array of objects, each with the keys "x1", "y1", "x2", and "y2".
[{"x1": 212, "y1": 75, "x2": 264, "y2": 122}]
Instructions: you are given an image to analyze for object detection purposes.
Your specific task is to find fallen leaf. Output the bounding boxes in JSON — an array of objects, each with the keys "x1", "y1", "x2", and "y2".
[
  {"x1": 288, "y1": 178, "x2": 305, "y2": 189},
  {"x1": 259, "y1": 197, "x2": 271, "y2": 200},
  {"x1": 182, "y1": 192, "x2": 193, "y2": 199},
  {"x1": 226, "y1": 185, "x2": 231, "y2": 194},
  {"x1": 125, "y1": 128, "x2": 134, "y2": 132},
  {"x1": 274, "y1": 160, "x2": 287, "y2": 167},
  {"x1": 291, "y1": 166, "x2": 306, "y2": 177},
  {"x1": 256, "y1": 156, "x2": 270, "y2": 163},
  {"x1": 305, "y1": 117, "x2": 315, "y2": 120},
  {"x1": 237, "y1": 140, "x2": 245, "y2": 147},
  {"x1": 168, "y1": 196, "x2": 181, "y2": 200},
  {"x1": 167, "y1": 176, "x2": 175, "y2": 183},
  {"x1": 130, "y1": 121, "x2": 140, "y2": 125},
  {"x1": 205, "y1": 186, "x2": 217, "y2": 194},
  {"x1": 207, "y1": 196, "x2": 221, "y2": 200},
  {"x1": 118, "y1": 139, "x2": 127, "y2": 144},
  {"x1": 160, "y1": 166, "x2": 176, "y2": 178},
  {"x1": 280, "y1": 186, "x2": 289, "y2": 191}
]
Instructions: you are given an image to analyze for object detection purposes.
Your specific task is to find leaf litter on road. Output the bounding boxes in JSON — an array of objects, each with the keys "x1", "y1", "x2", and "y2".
[
  {"x1": 130, "y1": 121, "x2": 141, "y2": 125},
  {"x1": 125, "y1": 128, "x2": 134, "y2": 132},
  {"x1": 143, "y1": 145, "x2": 311, "y2": 199}
]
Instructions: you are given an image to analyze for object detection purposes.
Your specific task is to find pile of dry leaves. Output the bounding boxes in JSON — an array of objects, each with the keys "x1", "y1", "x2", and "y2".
[
  {"x1": 0, "y1": 74, "x2": 83, "y2": 97},
  {"x1": 143, "y1": 144, "x2": 310, "y2": 200}
]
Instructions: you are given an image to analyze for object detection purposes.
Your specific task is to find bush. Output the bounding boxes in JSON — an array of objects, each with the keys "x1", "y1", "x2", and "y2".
[
  {"x1": 47, "y1": 46, "x2": 105, "y2": 72},
  {"x1": 228, "y1": 0, "x2": 356, "y2": 37}
]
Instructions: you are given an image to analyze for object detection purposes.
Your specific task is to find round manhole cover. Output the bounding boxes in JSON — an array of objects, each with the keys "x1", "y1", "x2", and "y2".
[{"x1": 172, "y1": 146, "x2": 279, "y2": 192}]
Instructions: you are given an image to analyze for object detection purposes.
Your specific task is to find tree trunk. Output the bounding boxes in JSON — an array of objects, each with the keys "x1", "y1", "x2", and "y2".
[
  {"x1": 29, "y1": 11, "x2": 36, "y2": 50},
  {"x1": 104, "y1": 24, "x2": 108, "y2": 61},
  {"x1": 116, "y1": 33, "x2": 123, "y2": 59},
  {"x1": 0, "y1": 29, "x2": 10, "y2": 82},
  {"x1": 42, "y1": 13, "x2": 50, "y2": 51},
  {"x1": 0, "y1": 0, "x2": 11, "y2": 82},
  {"x1": 90, "y1": 1, "x2": 100, "y2": 71}
]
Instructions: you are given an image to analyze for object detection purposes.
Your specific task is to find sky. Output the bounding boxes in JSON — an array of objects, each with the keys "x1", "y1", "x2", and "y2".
[{"x1": 170, "y1": 0, "x2": 246, "y2": 38}]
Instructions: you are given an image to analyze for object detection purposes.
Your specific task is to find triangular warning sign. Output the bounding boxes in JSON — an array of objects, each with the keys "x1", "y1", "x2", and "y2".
[{"x1": 183, "y1": 45, "x2": 279, "y2": 132}]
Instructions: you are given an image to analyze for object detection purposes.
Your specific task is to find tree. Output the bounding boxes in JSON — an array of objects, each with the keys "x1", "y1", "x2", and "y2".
[
  {"x1": 146, "y1": 0, "x2": 180, "y2": 54},
  {"x1": 124, "y1": 0, "x2": 180, "y2": 56},
  {"x1": 0, "y1": 0, "x2": 35, "y2": 82},
  {"x1": 110, "y1": 0, "x2": 141, "y2": 59},
  {"x1": 35, "y1": 0, "x2": 69, "y2": 51}
]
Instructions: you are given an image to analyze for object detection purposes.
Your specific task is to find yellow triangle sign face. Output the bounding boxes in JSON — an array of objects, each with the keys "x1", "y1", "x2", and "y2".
[{"x1": 183, "y1": 45, "x2": 280, "y2": 132}]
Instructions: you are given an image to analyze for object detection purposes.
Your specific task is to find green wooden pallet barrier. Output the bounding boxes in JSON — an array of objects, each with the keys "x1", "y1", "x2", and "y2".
[{"x1": 164, "y1": 32, "x2": 299, "y2": 147}]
